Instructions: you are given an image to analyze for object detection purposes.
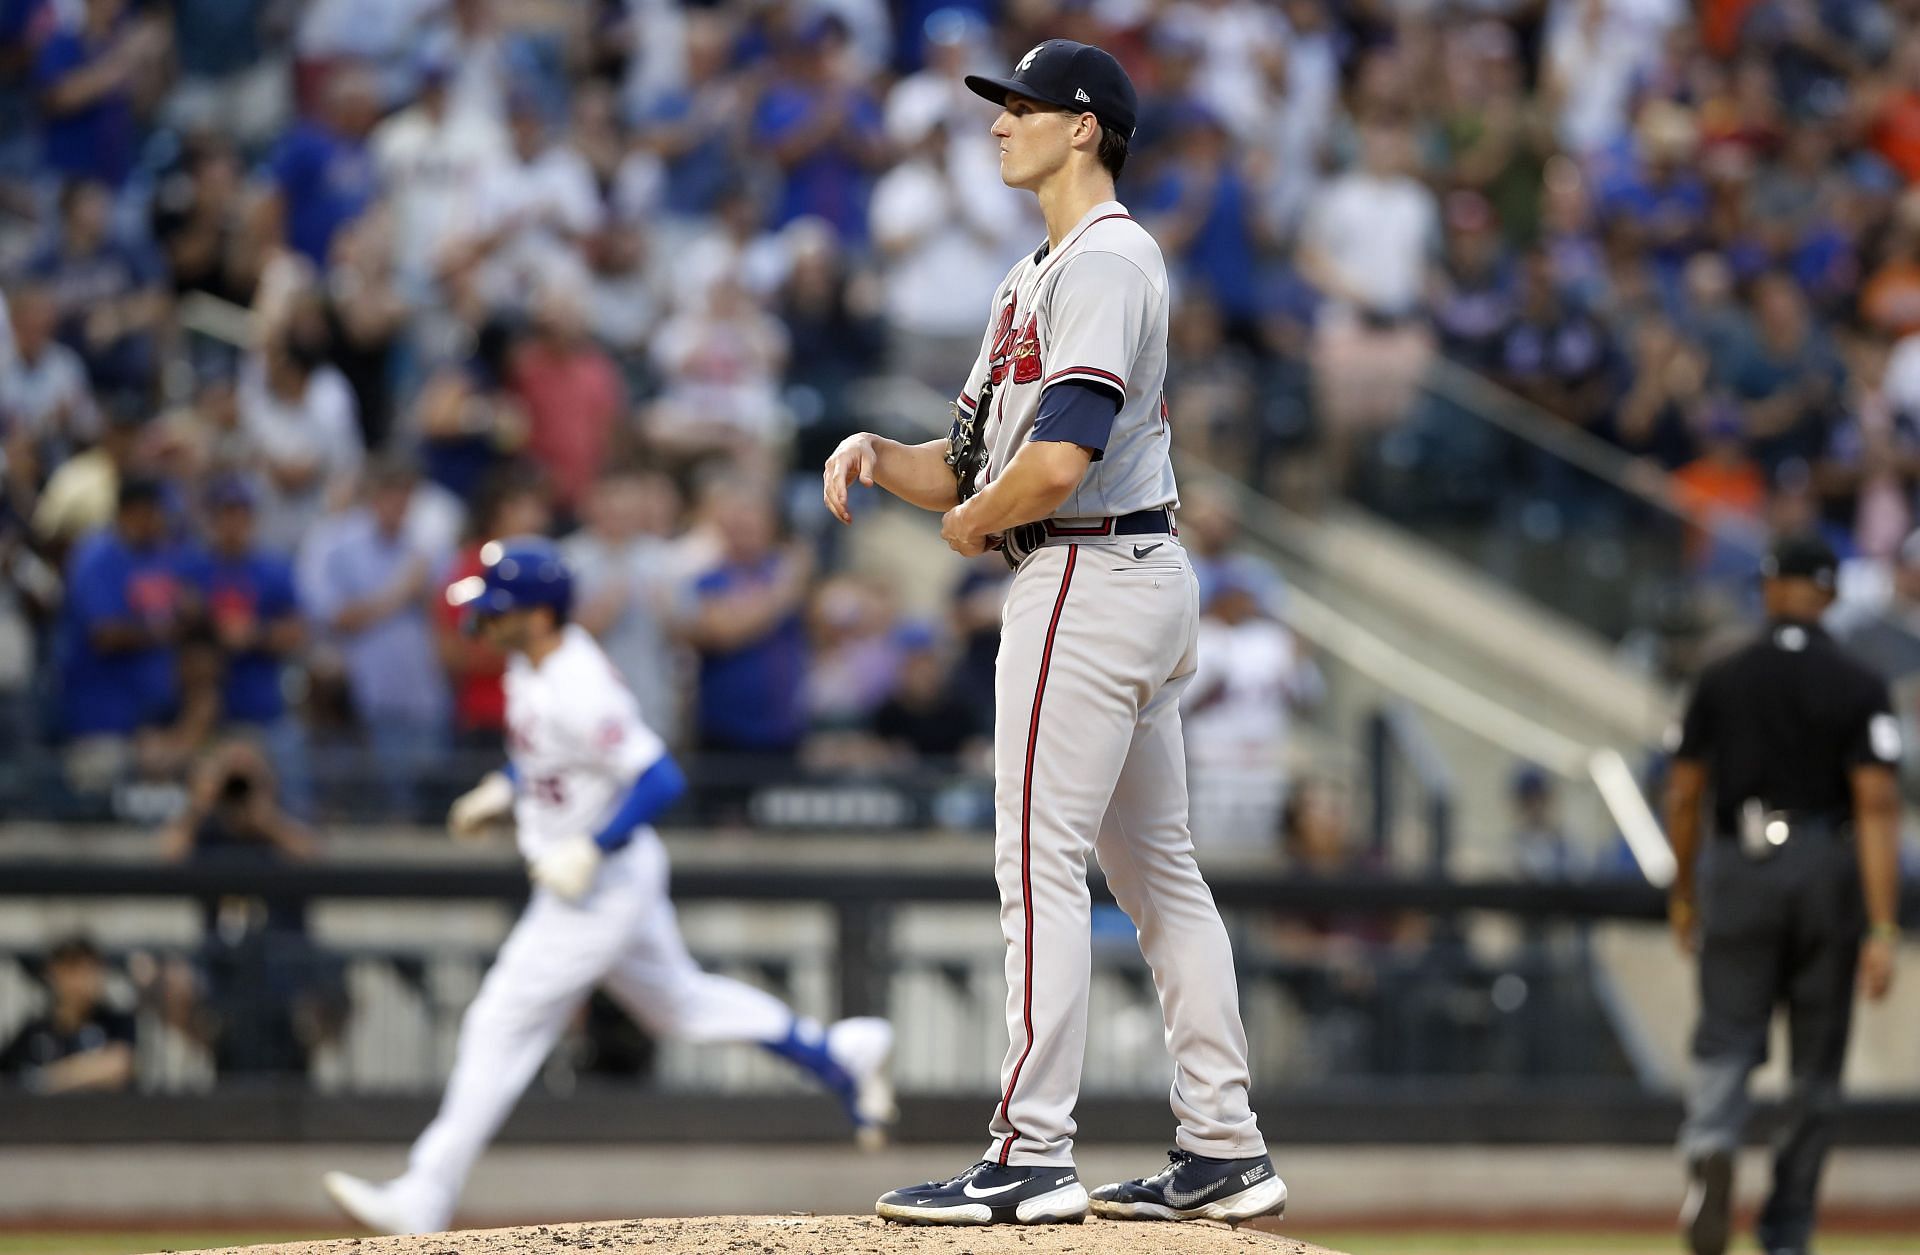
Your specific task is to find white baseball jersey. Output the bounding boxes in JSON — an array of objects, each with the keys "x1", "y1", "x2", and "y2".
[
  {"x1": 954, "y1": 200, "x2": 1178, "y2": 519},
  {"x1": 503, "y1": 624, "x2": 666, "y2": 861}
]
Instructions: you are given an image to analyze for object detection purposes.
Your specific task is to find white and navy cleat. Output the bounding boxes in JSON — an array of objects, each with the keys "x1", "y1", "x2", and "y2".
[
  {"x1": 1089, "y1": 1148, "x2": 1287, "y2": 1223},
  {"x1": 826, "y1": 1016, "x2": 897, "y2": 1150},
  {"x1": 877, "y1": 1160, "x2": 1089, "y2": 1225}
]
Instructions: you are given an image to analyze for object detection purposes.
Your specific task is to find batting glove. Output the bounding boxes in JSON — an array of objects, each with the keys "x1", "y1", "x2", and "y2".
[
  {"x1": 448, "y1": 771, "x2": 515, "y2": 840},
  {"x1": 530, "y1": 835, "x2": 602, "y2": 903}
]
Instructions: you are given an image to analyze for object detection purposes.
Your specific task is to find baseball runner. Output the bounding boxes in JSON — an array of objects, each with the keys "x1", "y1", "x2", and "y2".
[
  {"x1": 822, "y1": 40, "x2": 1284, "y2": 1228},
  {"x1": 324, "y1": 538, "x2": 894, "y2": 1235}
]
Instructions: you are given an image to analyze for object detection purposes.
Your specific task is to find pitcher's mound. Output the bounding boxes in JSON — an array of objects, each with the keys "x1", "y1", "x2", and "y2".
[{"x1": 175, "y1": 1215, "x2": 1346, "y2": 1255}]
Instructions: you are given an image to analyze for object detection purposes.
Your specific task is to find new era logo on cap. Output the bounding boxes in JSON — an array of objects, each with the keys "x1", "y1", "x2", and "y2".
[{"x1": 965, "y1": 39, "x2": 1138, "y2": 140}]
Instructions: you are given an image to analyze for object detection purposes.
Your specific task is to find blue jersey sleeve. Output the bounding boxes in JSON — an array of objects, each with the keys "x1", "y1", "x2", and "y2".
[
  {"x1": 1029, "y1": 379, "x2": 1119, "y2": 460},
  {"x1": 591, "y1": 754, "x2": 687, "y2": 850}
]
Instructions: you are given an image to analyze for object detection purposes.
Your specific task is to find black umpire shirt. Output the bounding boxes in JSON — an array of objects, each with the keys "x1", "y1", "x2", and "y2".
[{"x1": 1675, "y1": 620, "x2": 1901, "y2": 834}]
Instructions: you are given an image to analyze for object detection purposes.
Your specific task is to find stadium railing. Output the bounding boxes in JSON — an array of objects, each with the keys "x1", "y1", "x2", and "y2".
[{"x1": 3, "y1": 855, "x2": 1915, "y2": 1146}]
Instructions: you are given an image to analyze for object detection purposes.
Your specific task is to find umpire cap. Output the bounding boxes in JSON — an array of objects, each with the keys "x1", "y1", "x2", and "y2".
[
  {"x1": 447, "y1": 536, "x2": 573, "y2": 622},
  {"x1": 966, "y1": 39, "x2": 1137, "y2": 140},
  {"x1": 1761, "y1": 531, "x2": 1838, "y2": 590}
]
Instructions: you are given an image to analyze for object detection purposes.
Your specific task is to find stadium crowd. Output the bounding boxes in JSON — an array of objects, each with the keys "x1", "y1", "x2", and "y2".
[{"x1": 4, "y1": 0, "x2": 1920, "y2": 833}]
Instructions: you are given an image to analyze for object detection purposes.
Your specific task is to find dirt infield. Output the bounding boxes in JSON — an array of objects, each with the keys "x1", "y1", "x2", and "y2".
[{"x1": 168, "y1": 1215, "x2": 1345, "y2": 1255}]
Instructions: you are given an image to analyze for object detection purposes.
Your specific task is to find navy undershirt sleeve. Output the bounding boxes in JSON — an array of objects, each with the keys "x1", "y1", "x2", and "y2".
[{"x1": 1029, "y1": 379, "x2": 1120, "y2": 460}]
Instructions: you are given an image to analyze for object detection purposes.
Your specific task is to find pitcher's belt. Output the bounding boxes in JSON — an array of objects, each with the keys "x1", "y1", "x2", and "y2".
[{"x1": 1001, "y1": 507, "x2": 1175, "y2": 569}]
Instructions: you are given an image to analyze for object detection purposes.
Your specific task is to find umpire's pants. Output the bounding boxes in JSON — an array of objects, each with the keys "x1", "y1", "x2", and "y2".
[{"x1": 1680, "y1": 828, "x2": 1862, "y2": 1253}]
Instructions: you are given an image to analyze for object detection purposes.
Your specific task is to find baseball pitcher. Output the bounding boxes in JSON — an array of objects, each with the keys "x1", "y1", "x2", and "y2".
[
  {"x1": 823, "y1": 39, "x2": 1284, "y2": 1228},
  {"x1": 324, "y1": 538, "x2": 894, "y2": 1235}
]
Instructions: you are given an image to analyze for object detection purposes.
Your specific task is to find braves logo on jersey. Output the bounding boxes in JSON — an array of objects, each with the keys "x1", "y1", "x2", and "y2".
[
  {"x1": 1012, "y1": 316, "x2": 1042, "y2": 384},
  {"x1": 989, "y1": 301, "x2": 1044, "y2": 388},
  {"x1": 988, "y1": 298, "x2": 1018, "y2": 386}
]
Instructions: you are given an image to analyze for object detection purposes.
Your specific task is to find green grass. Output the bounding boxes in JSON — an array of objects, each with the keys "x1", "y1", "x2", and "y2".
[{"x1": 1297, "y1": 1235, "x2": 1920, "y2": 1255}]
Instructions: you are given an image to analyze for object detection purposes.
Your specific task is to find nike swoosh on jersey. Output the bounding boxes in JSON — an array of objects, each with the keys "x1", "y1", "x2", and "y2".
[
  {"x1": 1132, "y1": 543, "x2": 1163, "y2": 559},
  {"x1": 962, "y1": 1180, "x2": 1027, "y2": 1199}
]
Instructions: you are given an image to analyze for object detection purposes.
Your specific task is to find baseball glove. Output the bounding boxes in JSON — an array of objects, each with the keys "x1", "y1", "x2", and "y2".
[{"x1": 945, "y1": 378, "x2": 993, "y2": 501}]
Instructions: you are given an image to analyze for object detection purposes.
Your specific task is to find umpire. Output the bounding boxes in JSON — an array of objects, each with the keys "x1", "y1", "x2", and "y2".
[{"x1": 1664, "y1": 533, "x2": 1902, "y2": 1255}]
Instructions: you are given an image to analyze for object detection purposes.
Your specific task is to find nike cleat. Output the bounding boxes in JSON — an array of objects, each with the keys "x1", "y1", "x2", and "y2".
[
  {"x1": 877, "y1": 1160, "x2": 1089, "y2": 1225},
  {"x1": 1090, "y1": 1148, "x2": 1287, "y2": 1222}
]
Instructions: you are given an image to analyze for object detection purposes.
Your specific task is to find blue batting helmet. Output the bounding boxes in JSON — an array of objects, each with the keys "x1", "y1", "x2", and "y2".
[{"x1": 447, "y1": 536, "x2": 572, "y2": 622}]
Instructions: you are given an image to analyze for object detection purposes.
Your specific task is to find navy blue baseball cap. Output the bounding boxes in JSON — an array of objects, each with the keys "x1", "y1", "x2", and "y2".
[
  {"x1": 448, "y1": 536, "x2": 573, "y2": 623},
  {"x1": 966, "y1": 39, "x2": 1138, "y2": 140}
]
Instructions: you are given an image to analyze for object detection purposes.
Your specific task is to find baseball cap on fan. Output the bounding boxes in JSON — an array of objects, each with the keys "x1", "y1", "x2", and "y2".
[{"x1": 965, "y1": 39, "x2": 1138, "y2": 140}]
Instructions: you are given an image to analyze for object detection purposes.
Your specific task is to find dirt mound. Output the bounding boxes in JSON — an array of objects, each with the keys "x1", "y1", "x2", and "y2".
[{"x1": 169, "y1": 1215, "x2": 1345, "y2": 1255}]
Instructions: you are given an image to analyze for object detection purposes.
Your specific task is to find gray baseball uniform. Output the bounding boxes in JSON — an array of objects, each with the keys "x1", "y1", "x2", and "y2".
[{"x1": 953, "y1": 201, "x2": 1267, "y2": 1167}]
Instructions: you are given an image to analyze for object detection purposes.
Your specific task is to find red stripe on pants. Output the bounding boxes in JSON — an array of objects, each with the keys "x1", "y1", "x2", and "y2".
[{"x1": 997, "y1": 544, "x2": 1078, "y2": 1163}]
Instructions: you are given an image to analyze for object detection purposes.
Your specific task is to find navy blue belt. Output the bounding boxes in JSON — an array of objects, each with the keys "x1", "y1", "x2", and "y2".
[{"x1": 1002, "y1": 507, "x2": 1175, "y2": 568}]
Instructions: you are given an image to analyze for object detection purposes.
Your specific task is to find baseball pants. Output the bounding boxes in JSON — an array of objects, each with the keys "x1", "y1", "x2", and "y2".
[
  {"x1": 402, "y1": 836, "x2": 795, "y2": 1227},
  {"x1": 985, "y1": 538, "x2": 1267, "y2": 1166}
]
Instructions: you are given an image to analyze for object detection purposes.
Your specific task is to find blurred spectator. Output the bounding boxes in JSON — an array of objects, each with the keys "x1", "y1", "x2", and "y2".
[
  {"x1": 684, "y1": 478, "x2": 810, "y2": 763},
  {"x1": 1141, "y1": 104, "x2": 1264, "y2": 332},
  {"x1": 868, "y1": 623, "x2": 981, "y2": 762},
  {"x1": 1835, "y1": 525, "x2": 1920, "y2": 677},
  {"x1": 1183, "y1": 572, "x2": 1322, "y2": 854},
  {"x1": 1509, "y1": 764, "x2": 1582, "y2": 880},
  {"x1": 410, "y1": 319, "x2": 528, "y2": 504},
  {"x1": 181, "y1": 477, "x2": 310, "y2": 817},
  {"x1": 1299, "y1": 121, "x2": 1439, "y2": 461},
  {"x1": 444, "y1": 87, "x2": 601, "y2": 323},
  {"x1": 1714, "y1": 270, "x2": 1842, "y2": 472},
  {"x1": 947, "y1": 553, "x2": 1010, "y2": 737},
  {"x1": 632, "y1": 9, "x2": 752, "y2": 223},
  {"x1": 1542, "y1": 0, "x2": 1683, "y2": 157},
  {"x1": 1867, "y1": 30, "x2": 1920, "y2": 184},
  {"x1": 1607, "y1": 312, "x2": 1704, "y2": 468},
  {"x1": 562, "y1": 468, "x2": 689, "y2": 742},
  {"x1": 1164, "y1": 295, "x2": 1258, "y2": 476},
  {"x1": 777, "y1": 222, "x2": 885, "y2": 469},
  {"x1": 1496, "y1": 248, "x2": 1620, "y2": 433},
  {"x1": 149, "y1": 138, "x2": 261, "y2": 308},
  {"x1": 751, "y1": 14, "x2": 887, "y2": 247},
  {"x1": 158, "y1": 737, "x2": 343, "y2": 1078},
  {"x1": 435, "y1": 470, "x2": 552, "y2": 744},
  {"x1": 1594, "y1": 102, "x2": 1708, "y2": 286},
  {"x1": 1672, "y1": 397, "x2": 1768, "y2": 568},
  {"x1": 1256, "y1": 0, "x2": 1340, "y2": 236},
  {"x1": 30, "y1": 406, "x2": 148, "y2": 555},
  {"x1": 163, "y1": 0, "x2": 290, "y2": 152},
  {"x1": 1430, "y1": 193, "x2": 1519, "y2": 375},
  {"x1": 1823, "y1": 331, "x2": 1920, "y2": 562},
  {"x1": 805, "y1": 573, "x2": 904, "y2": 733},
  {"x1": 32, "y1": 0, "x2": 168, "y2": 189},
  {"x1": 0, "y1": 281, "x2": 99, "y2": 482},
  {"x1": 1178, "y1": 487, "x2": 1286, "y2": 615},
  {"x1": 56, "y1": 476, "x2": 210, "y2": 790},
  {"x1": 238, "y1": 299, "x2": 364, "y2": 555},
  {"x1": 1861, "y1": 191, "x2": 1920, "y2": 342},
  {"x1": 0, "y1": 936, "x2": 135, "y2": 1094},
  {"x1": 259, "y1": 64, "x2": 381, "y2": 266},
  {"x1": 298, "y1": 460, "x2": 449, "y2": 814},
  {"x1": 645, "y1": 269, "x2": 789, "y2": 474},
  {"x1": 320, "y1": 214, "x2": 407, "y2": 450},
  {"x1": 370, "y1": 49, "x2": 508, "y2": 306},
  {"x1": 26, "y1": 180, "x2": 164, "y2": 407},
  {"x1": 506, "y1": 283, "x2": 626, "y2": 515},
  {"x1": 871, "y1": 109, "x2": 1023, "y2": 393}
]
